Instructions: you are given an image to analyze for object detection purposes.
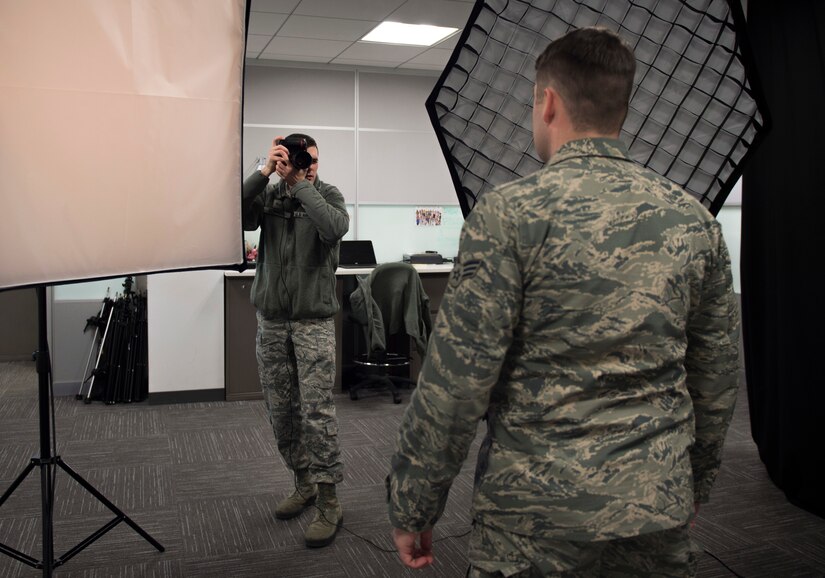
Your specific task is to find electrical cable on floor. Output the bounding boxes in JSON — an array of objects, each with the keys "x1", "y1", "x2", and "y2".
[{"x1": 703, "y1": 548, "x2": 745, "y2": 577}]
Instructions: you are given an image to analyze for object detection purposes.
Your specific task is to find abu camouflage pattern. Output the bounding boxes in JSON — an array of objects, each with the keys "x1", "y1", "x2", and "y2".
[
  {"x1": 257, "y1": 314, "x2": 343, "y2": 484},
  {"x1": 466, "y1": 519, "x2": 698, "y2": 576},
  {"x1": 388, "y1": 138, "x2": 740, "y2": 541}
]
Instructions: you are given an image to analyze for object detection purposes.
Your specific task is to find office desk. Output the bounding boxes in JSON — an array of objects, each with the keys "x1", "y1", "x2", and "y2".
[{"x1": 224, "y1": 264, "x2": 452, "y2": 401}]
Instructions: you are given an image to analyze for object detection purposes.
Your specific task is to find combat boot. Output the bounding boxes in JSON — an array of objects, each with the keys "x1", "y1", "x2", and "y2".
[
  {"x1": 304, "y1": 482, "x2": 343, "y2": 548},
  {"x1": 275, "y1": 469, "x2": 317, "y2": 520}
]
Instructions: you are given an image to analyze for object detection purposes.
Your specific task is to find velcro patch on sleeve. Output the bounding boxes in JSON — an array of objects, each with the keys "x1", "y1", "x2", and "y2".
[{"x1": 449, "y1": 258, "x2": 482, "y2": 289}]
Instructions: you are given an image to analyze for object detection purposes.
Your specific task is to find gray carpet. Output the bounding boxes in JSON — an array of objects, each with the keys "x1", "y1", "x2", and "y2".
[{"x1": 1, "y1": 360, "x2": 824, "y2": 577}]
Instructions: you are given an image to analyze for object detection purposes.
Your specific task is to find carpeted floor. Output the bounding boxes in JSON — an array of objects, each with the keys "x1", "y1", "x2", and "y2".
[{"x1": 1, "y1": 360, "x2": 824, "y2": 577}]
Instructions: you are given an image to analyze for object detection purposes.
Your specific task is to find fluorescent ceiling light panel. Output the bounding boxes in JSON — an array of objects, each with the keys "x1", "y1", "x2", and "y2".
[{"x1": 361, "y1": 21, "x2": 458, "y2": 46}]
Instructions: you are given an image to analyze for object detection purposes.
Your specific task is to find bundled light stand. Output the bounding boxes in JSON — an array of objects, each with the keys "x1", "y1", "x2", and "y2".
[{"x1": 77, "y1": 277, "x2": 148, "y2": 404}]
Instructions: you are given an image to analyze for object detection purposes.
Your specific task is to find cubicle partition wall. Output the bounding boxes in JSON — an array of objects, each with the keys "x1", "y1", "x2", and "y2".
[{"x1": 242, "y1": 64, "x2": 462, "y2": 261}]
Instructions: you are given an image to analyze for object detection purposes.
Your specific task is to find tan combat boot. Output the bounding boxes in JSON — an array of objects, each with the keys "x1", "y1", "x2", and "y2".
[
  {"x1": 274, "y1": 469, "x2": 317, "y2": 520},
  {"x1": 304, "y1": 482, "x2": 343, "y2": 548}
]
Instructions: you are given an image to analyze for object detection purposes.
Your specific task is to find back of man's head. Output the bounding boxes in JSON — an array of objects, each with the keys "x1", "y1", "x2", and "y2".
[{"x1": 535, "y1": 27, "x2": 636, "y2": 135}]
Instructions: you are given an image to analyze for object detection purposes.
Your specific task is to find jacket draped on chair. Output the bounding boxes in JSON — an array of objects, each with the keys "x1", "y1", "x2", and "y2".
[{"x1": 349, "y1": 262, "x2": 432, "y2": 357}]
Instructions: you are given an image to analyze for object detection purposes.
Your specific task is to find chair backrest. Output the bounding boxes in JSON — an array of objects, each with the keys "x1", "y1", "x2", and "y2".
[
  {"x1": 368, "y1": 263, "x2": 419, "y2": 336},
  {"x1": 367, "y1": 262, "x2": 431, "y2": 356}
]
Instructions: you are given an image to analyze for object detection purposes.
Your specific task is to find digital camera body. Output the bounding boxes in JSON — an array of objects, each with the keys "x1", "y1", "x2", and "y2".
[{"x1": 276, "y1": 137, "x2": 313, "y2": 170}]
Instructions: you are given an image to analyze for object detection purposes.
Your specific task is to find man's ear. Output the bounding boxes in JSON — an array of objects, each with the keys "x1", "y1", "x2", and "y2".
[{"x1": 542, "y1": 87, "x2": 556, "y2": 125}]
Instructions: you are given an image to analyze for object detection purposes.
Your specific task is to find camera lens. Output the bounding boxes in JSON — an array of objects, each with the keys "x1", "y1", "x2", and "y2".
[{"x1": 291, "y1": 150, "x2": 313, "y2": 170}]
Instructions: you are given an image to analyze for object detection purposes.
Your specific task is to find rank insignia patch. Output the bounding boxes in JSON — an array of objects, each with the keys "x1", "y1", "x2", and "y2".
[{"x1": 449, "y1": 258, "x2": 482, "y2": 289}]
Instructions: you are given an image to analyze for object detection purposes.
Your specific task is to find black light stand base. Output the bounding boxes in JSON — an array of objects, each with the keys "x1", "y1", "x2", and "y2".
[
  {"x1": 0, "y1": 455, "x2": 165, "y2": 572},
  {"x1": 0, "y1": 286, "x2": 164, "y2": 577}
]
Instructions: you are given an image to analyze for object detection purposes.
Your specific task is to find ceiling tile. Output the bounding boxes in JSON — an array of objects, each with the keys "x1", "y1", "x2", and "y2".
[
  {"x1": 278, "y1": 15, "x2": 377, "y2": 41},
  {"x1": 249, "y1": 12, "x2": 288, "y2": 35},
  {"x1": 246, "y1": 0, "x2": 475, "y2": 70},
  {"x1": 434, "y1": 31, "x2": 461, "y2": 49},
  {"x1": 397, "y1": 61, "x2": 444, "y2": 71},
  {"x1": 295, "y1": 0, "x2": 406, "y2": 22},
  {"x1": 336, "y1": 41, "x2": 427, "y2": 63},
  {"x1": 246, "y1": 34, "x2": 273, "y2": 57},
  {"x1": 260, "y1": 36, "x2": 352, "y2": 58},
  {"x1": 251, "y1": 0, "x2": 301, "y2": 13},
  {"x1": 385, "y1": 0, "x2": 474, "y2": 28},
  {"x1": 257, "y1": 53, "x2": 334, "y2": 64},
  {"x1": 331, "y1": 58, "x2": 400, "y2": 68},
  {"x1": 403, "y1": 47, "x2": 452, "y2": 67}
]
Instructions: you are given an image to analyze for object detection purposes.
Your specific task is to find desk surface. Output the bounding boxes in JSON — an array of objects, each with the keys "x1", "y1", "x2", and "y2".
[{"x1": 224, "y1": 263, "x2": 454, "y2": 278}]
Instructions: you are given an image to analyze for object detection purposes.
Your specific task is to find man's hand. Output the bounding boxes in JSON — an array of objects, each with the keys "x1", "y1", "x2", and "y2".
[
  {"x1": 260, "y1": 137, "x2": 307, "y2": 187},
  {"x1": 259, "y1": 138, "x2": 281, "y2": 178},
  {"x1": 392, "y1": 528, "x2": 434, "y2": 570},
  {"x1": 275, "y1": 155, "x2": 307, "y2": 187}
]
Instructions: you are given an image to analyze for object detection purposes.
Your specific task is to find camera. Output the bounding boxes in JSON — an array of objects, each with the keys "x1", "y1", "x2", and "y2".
[{"x1": 276, "y1": 137, "x2": 313, "y2": 170}]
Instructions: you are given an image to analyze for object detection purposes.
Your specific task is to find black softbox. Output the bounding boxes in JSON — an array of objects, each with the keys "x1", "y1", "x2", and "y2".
[{"x1": 428, "y1": 0, "x2": 769, "y2": 218}]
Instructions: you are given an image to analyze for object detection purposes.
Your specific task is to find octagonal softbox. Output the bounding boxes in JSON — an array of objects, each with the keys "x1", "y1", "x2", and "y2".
[{"x1": 429, "y1": 0, "x2": 769, "y2": 217}]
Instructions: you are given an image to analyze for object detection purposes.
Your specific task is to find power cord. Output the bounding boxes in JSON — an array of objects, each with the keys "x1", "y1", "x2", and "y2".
[
  {"x1": 270, "y1": 179, "x2": 471, "y2": 554},
  {"x1": 703, "y1": 547, "x2": 744, "y2": 577}
]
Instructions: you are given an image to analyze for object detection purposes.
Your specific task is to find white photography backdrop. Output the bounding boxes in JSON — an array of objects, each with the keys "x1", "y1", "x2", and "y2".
[{"x1": 0, "y1": 0, "x2": 247, "y2": 290}]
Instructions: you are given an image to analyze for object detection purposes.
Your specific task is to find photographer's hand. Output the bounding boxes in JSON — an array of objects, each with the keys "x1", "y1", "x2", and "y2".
[
  {"x1": 275, "y1": 156, "x2": 308, "y2": 187},
  {"x1": 260, "y1": 137, "x2": 287, "y2": 178}
]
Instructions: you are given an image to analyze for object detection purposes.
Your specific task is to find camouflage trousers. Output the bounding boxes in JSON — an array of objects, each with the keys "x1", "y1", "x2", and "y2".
[
  {"x1": 256, "y1": 314, "x2": 343, "y2": 484},
  {"x1": 467, "y1": 521, "x2": 698, "y2": 577}
]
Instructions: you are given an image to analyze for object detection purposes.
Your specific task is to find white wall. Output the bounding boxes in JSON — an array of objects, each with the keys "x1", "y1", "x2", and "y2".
[
  {"x1": 147, "y1": 270, "x2": 225, "y2": 393},
  {"x1": 717, "y1": 177, "x2": 742, "y2": 293},
  {"x1": 717, "y1": 207, "x2": 742, "y2": 294},
  {"x1": 242, "y1": 64, "x2": 458, "y2": 205}
]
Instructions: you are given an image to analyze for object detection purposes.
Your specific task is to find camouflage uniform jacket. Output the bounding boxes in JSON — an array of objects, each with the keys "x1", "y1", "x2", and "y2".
[
  {"x1": 242, "y1": 172, "x2": 349, "y2": 320},
  {"x1": 387, "y1": 138, "x2": 740, "y2": 541}
]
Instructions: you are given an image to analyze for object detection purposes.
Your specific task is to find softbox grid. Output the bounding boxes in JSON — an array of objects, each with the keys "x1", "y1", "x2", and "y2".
[{"x1": 428, "y1": 0, "x2": 769, "y2": 217}]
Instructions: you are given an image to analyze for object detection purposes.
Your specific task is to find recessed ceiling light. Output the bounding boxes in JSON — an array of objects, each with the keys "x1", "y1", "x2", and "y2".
[{"x1": 361, "y1": 21, "x2": 459, "y2": 47}]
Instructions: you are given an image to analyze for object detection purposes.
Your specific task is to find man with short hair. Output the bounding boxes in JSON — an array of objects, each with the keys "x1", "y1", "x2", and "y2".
[
  {"x1": 243, "y1": 133, "x2": 349, "y2": 548},
  {"x1": 387, "y1": 27, "x2": 740, "y2": 576}
]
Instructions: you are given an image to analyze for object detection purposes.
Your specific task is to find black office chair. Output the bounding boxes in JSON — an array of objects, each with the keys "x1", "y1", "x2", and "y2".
[{"x1": 348, "y1": 262, "x2": 432, "y2": 404}]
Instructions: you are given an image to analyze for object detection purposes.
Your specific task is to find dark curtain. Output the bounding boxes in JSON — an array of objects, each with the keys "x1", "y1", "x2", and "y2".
[{"x1": 742, "y1": 1, "x2": 825, "y2": 519}]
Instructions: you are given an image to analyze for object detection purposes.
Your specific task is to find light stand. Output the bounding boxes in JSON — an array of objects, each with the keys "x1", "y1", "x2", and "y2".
[{"x1": 0, "y1": 286, "x2": 164, "y2": 576}]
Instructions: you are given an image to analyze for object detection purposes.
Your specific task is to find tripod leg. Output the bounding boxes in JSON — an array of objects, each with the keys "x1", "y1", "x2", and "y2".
[
  {"x1": 40, "y1": 460, "x2": 54, "y2": 574},
  {"x1": 77, "y1": 297, "x2": 107, "y2": 400},
  {"x1": 0, "y1": 542, "x2": 39, "y2": 569},
  {"x1": 86, "y1": 306, "x2": 114, "y2": 403},
  {"x1": 105, "y1": 304, "x2": 125, "y2": 404},
  {"x1": 136, "y1": 300, "x2": 148, "y2": 401},
  {"x1": 0, "y1": 461, "x2": 36, "y2": 508},
  {"x1": 124, "y1": 308, "x2": 137, "y2": 402},
  {"x1": 55, "y1": 458, "x2": 165, "y2": 552},
  {"x1": 77, "y1": 325, "x2": 99, "y2": 400}
]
